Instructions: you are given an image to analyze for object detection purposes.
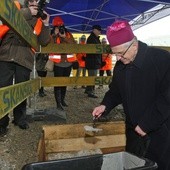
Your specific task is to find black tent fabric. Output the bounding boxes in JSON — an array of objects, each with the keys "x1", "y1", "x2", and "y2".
[{"x1": 45, "y1": 0, "x2": 170, "y2": 33}]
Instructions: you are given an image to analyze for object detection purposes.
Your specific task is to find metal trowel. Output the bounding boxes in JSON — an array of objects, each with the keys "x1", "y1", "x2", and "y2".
[
  {"x1": 84, "y1": 125, "x2": 103, "y2": 133},
  {"x1": 84, "y1": 116, "x2": 103, "y2": 133}
]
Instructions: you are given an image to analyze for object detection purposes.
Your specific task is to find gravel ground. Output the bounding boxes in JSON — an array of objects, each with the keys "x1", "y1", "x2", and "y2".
[{"x1": 0, "y1": 85, "x2": 124, "y2": 170}]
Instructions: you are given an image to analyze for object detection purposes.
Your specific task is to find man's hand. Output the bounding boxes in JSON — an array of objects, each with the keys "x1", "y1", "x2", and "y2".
[
  {"x1": 92, "y1": 105, "x2": 106, "y2": 118},
  {"x1": 135, "y1": 125, "x2": 147, "y2": 136},
  {"x1": 42, "y1": 11, "x2": 50, "y2": 26}
]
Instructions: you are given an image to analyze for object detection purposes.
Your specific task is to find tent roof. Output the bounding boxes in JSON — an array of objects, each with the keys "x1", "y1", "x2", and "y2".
[{"x1": 45, "y1": 0, "x2": 170, "y2": 33}]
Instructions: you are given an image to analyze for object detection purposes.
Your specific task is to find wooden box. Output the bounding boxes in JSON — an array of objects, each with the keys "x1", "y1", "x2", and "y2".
[{"x1": 37, "y1": 121, "x2": 125, "y2": 161}]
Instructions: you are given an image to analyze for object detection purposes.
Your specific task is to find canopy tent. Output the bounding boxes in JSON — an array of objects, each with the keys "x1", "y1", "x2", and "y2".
[{"x1": 45, "y1": 0, "x2": 170, "y2": 33}]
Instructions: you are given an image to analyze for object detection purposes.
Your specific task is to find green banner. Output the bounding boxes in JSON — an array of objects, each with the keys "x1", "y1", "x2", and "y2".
[
  {"x1": 0, "y1": 0, "x2": 39, "y2": 51},
  {"x1": 0, "y1": 79, "x2": 40, "y2": 119}
]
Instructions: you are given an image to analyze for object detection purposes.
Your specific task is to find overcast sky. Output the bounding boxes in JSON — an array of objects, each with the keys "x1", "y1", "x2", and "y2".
[{"x1": 134, "y1": 15, "x2": 170, "y2": 46}]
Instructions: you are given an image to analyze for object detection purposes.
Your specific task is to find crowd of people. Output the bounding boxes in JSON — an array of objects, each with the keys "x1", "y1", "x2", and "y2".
[{"x1": 1, "y1": 1, "x2": 170, "y2": 169}]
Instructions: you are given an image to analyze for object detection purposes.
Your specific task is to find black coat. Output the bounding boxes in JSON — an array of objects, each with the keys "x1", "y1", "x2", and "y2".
[
  {"x1": 85, "y1": 32, "x2": 102, "y2": 69},
  {"x1": 101, "y1": 41, "x2": 170, "y2": 169}
]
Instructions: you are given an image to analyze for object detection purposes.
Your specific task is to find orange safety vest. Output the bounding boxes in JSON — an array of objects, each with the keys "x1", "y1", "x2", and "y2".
[
  {"x1": 76, "y1": 41, "x2": 86, "y2": 68},
  {"x1": 0, "y1": 1, "x2": 20, "y2": 40},
  {"x1": 49, "y1": 32, "x2": 77, "y2": 63},
  {"x1": 100, "y1": 53, "x2": 113, "y2": 71},
  {"x1": 0, "y1": 1, "x2": 42, "y2": 41}
]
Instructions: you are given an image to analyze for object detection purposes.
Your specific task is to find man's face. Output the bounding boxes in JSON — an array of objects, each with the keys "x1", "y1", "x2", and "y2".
[
  {"x1": 111, "y1": 40, "x2": 138, "y2": 64},
  {"x1": 54, "y1": 27, "x2": 59, "y2": 34},
  {"x1": 93, "y1": 29, "x2": 101, "y2": 37}
]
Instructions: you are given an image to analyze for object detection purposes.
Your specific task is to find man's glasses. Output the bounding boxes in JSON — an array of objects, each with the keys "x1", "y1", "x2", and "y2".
[
  {"x1": 122, "y1": 41, "x2": 134, "y2": 57},
  {"x1": 113, "y1": 41, "x2": 134, "y2": 59}
]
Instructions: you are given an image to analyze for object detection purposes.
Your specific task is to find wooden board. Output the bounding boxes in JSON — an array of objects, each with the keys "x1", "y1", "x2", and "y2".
[
  {"x1": 42, "y1": 121, "x2": 125, "y2": 140},
  {"x1": 41, "y1": 44, "x2": 170, "y2": 54},
  {"x1": 0, "y1": 78, "x2": 40, "y2": 119},
  {"x1": 41, "y1": 76, "x2": 112, "y2": 87},
  {"x1": 45, "y1": 134, "x2": 125, "y2": 153},
  {"x1": 38, "y1": 121, "x2": 126, "y2": 161}
]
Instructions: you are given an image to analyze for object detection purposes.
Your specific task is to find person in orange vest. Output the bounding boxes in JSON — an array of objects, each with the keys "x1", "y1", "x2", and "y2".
[
  {"x1": 74, "y1": 35, "x2": 87, "y2": 89},
  {"x1": 0, "y1": 0, "x2": 51, "y2": 136},
  {"x1": 98, "y1": 37, "x2": 112, "y2": 89},
  {"x1": 49, "y1": 16, "x2": 76, "y2": 111}
]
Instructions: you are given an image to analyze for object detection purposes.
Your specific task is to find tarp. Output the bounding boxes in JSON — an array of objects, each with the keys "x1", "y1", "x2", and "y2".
[{"x1": 45, "y1": 0, "x2": 170, "y2": 33}]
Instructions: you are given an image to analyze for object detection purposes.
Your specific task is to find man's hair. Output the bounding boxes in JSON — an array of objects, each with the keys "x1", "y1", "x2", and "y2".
[{"x1": 123, "y1": 37, "x2": 137, "y2": 48}]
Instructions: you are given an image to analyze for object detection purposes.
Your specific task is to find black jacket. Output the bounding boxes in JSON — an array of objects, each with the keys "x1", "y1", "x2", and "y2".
[
  {"x1": 101, "y1": 41, "x2": 170, "y2": 168},
  {"x1": 102, "y1": 41, "x2": 170, "y2": 132},
  {"x1": 85, "y1": 32, "x2": 102, "y2": 69}
]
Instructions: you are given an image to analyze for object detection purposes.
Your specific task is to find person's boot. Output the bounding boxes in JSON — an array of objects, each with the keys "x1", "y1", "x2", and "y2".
[
  {"x1": 54, "y1": 88, "x2": 64, "y2": 110},
  {"x1": 88, "y1": 93, "x2": 98, "y2": 98},
  {"x1": 39, "y1": 87, "x2": 46, "y2": 97},
  {"x1": 57, "y1": 102, "x2": 64, "y2": 111},
  {"x1": 12, "y1": 121, "x2": 29, "y2": 129},
  {"x1": 61, "y1": 88, "x2": 68, "y2": 107},
  {"x1": 84, "y1": 86, "x2": 91, "y2": 94},
  {"x1": 13, "y1": 101, "x2": 29, "y2": 129},
  {"x1": 0, "y1": 126, "x2": 8, "y2": 137},
  {"x1": 61, "y1": 100, "x2": 68, "y2": 107}
]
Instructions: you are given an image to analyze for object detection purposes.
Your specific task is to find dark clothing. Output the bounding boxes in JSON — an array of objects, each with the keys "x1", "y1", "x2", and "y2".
[
  {"x1": 99, "y1": 70, "x2": 111, "y2": 76},
  {"x1": 85, "y1": 69, "x2": 98, "y2": 95},
  {"x1": 54, "y1": 65, "x2": 72, "y2": 105},
  {"x1": 36, "y1": 53, "x2": 48, "y2": 71},
  {"x1": 36, "y1": 53, "x2": 48, "y2": 94},
  {"x1": 85, "y1": 32, "x2": 102, "y2": 69},
  {"x1": 37, "y1": 70, "x2": 47, "y2": 94},
  {"x1": 0, "y1": 5, "x2": 50, "y2": 129},
  {"x1": 0, "y1": 61, "x2": 31, "y2": 127},
  {"x1": 101, "y1": 41, "x2": 170, "y2": 170},
  {"x1": 0, "y1": 8, "x2": 50, "y2": 70},
  {"x1": 85, "y1": 32, "x2": 102, "y2": 95}
]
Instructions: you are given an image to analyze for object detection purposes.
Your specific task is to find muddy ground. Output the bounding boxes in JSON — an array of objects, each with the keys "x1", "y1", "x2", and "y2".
[{"x1": 0, "y1": 85, "x2": 124, "y2": 170}]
